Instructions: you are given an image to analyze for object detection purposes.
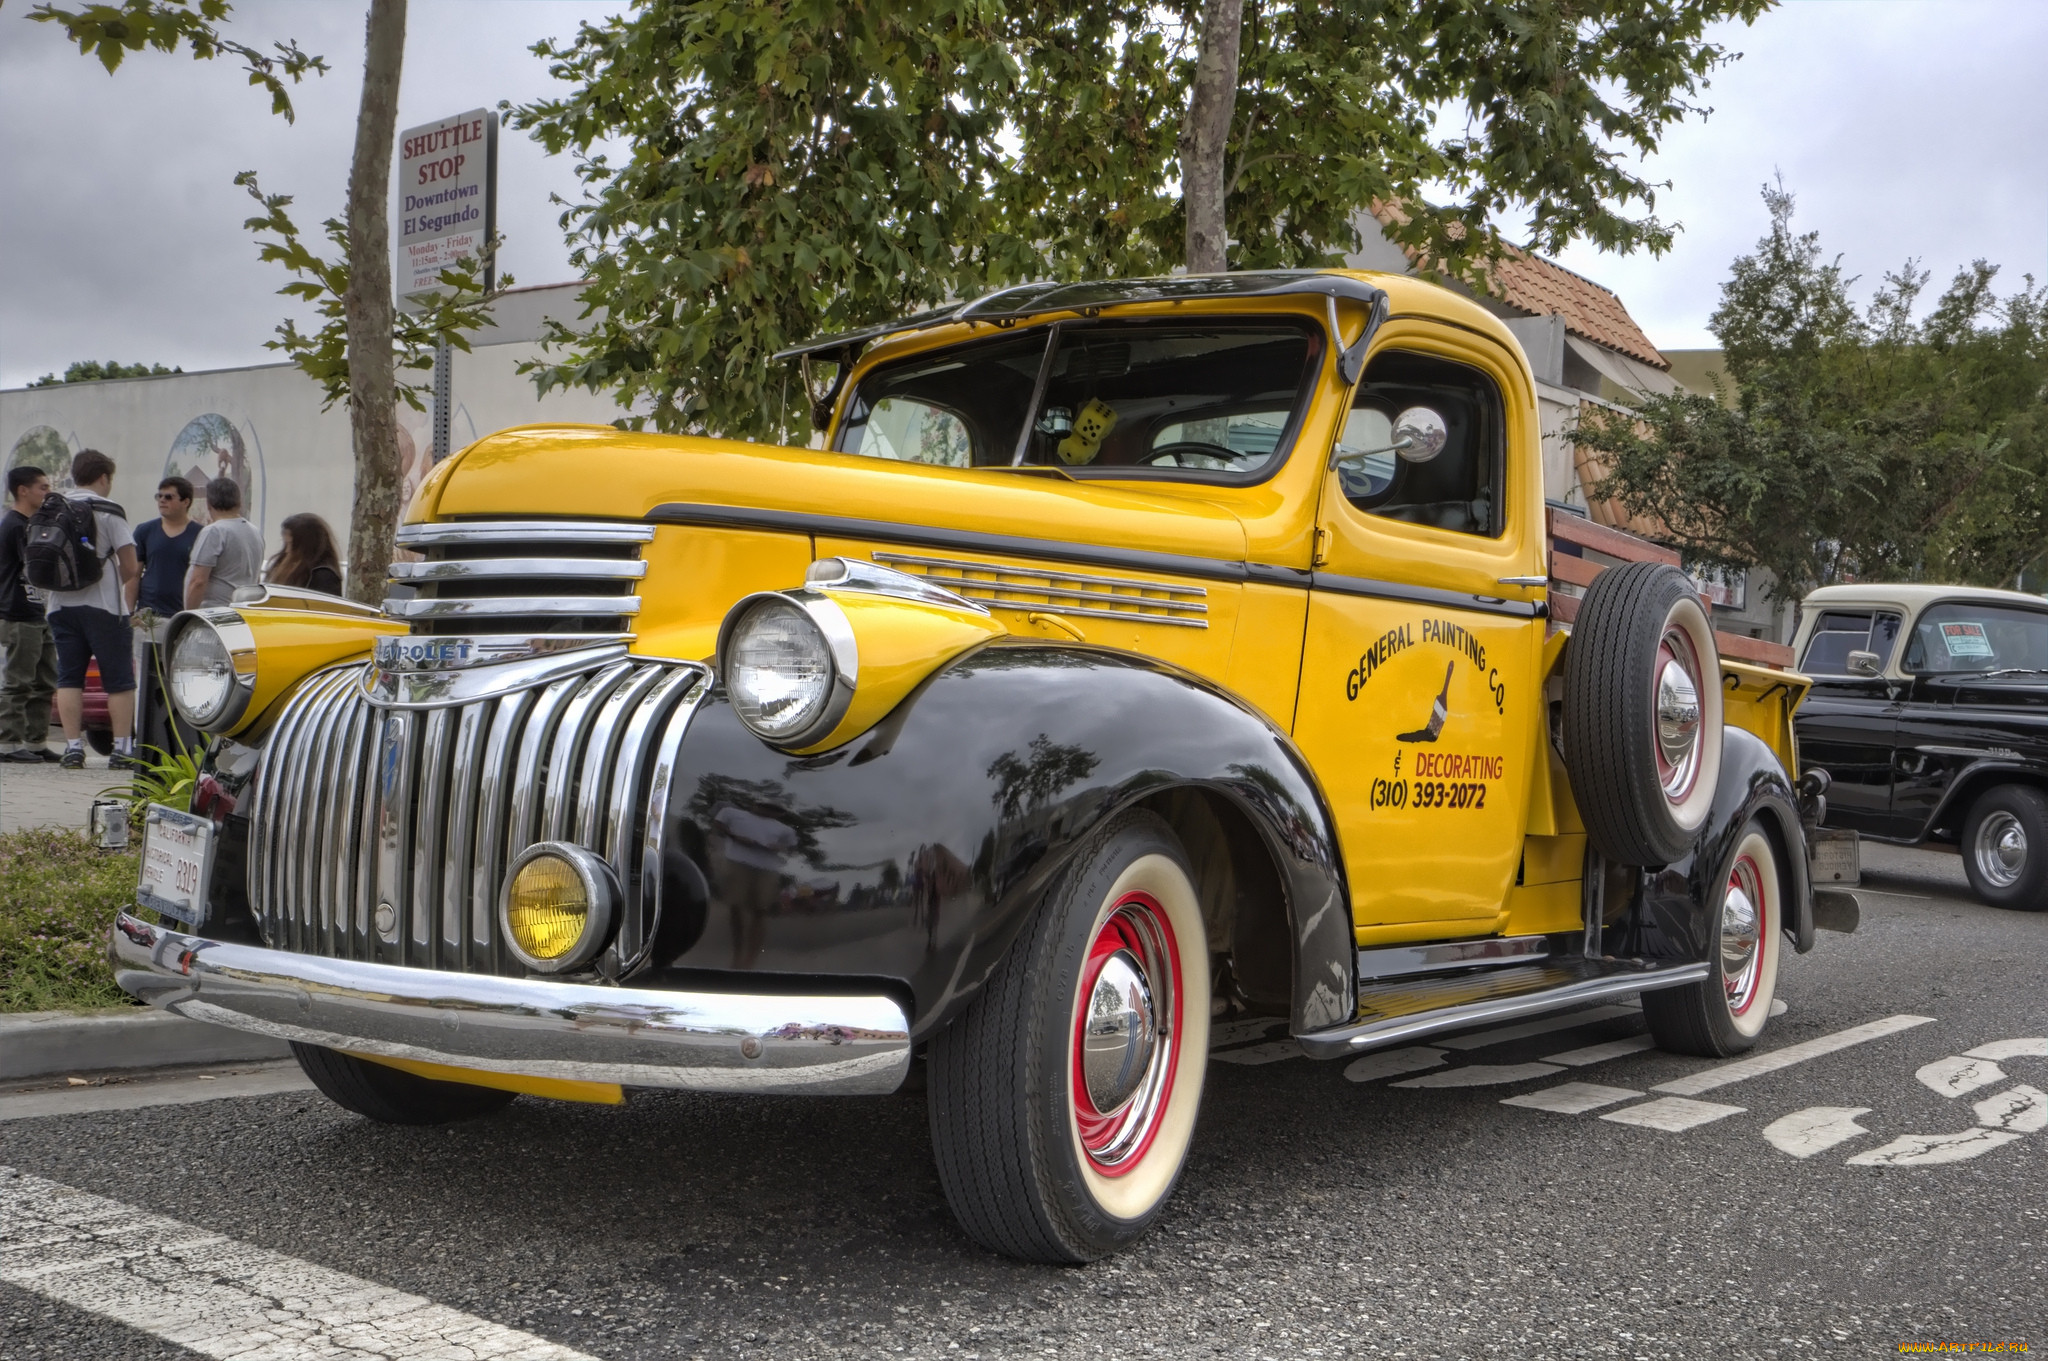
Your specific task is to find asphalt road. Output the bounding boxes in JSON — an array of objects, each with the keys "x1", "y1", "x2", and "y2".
[{"x1": 3, "y1": 842, "x2": 2043, "y2": 1360}]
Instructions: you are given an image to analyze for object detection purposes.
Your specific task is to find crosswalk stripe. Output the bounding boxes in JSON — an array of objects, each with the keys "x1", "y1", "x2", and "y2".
[
  {"x1": 1651, "y1": 1015, "x2": 1936, "y2": 1096},
  {"x1": 0, "y1": 1166, "x2": 596, "y2": 1361}
]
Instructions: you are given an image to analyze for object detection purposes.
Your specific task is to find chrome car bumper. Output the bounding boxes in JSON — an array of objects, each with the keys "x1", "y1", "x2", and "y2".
[{"x1": 110, "y1": 912, "x2": 911, "y2": 1096}]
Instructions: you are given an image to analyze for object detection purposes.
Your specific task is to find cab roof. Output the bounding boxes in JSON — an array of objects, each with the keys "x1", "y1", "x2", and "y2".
[{"x1": 1803, "y1": 582, "x2": 2048, "y2": 613}]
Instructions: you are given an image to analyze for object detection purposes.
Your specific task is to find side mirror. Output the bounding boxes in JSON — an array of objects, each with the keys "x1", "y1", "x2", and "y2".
[
  {"x1": 1845, "y1": 650, "x2": 1882, "y2": 678},
  {"x1": 1391, "y1": 407, "x2": 1448, "y2": 463}
]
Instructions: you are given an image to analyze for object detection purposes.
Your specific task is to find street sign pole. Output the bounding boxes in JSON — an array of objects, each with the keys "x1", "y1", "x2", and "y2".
[{"x1": 396, "y1": 108, "x2": 498, "y2": 464}]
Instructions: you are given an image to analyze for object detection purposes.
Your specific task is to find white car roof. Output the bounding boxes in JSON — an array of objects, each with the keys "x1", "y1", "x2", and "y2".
[{"x1": 1801, "y1": 582, "x2": 2048, "y2": 613}]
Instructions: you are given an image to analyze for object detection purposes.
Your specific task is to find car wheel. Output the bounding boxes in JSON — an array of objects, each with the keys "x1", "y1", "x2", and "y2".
[
  {"x1": 1961, "y1": 785, "x2": 2048, "y2": 911},
  {"x1": 289, "y1": 1043, "x2": 515, "y2": 1124},
  {"x1": 927, "y1": 810, "x2": 1210, "y2": 1263},
  {"x1": 1562, "y1": 561, "x2": 1723, "y2": 866},
  {"x1": 85, "y1": 728, "x2": 114, "y2": 757},
  {"x1": 1644, "y1": 818, "x2": 1784, "y2": 1057}
]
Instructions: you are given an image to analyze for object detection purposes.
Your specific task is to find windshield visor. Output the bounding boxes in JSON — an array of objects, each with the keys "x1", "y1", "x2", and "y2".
[{"x1": 834, "y1": 319, "x2": 1320, "y2": 483}]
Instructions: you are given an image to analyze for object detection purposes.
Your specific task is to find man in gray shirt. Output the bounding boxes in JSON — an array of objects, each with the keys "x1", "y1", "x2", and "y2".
[{"x1": 185, "y1": 478, "x2": 264, "y2": 608}]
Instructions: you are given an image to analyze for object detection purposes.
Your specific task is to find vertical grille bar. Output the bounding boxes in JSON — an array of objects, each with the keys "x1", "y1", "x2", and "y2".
[
  {"x1": 442, "y1": 699, "x2": 490, "y2": 969},
  {"x1": 371, "y1": 710, "x2": 416, "y2": 965},
  {"x1": 254, "y1": 669, "x2": 329, "y2": 947},
  {"x1": 324, "y1": 693, "x2": 371, "y2": 960},
  {"x1": 293, "y1": 676, "x2": 350, "y2": 945},
  {"x1": 471, "y1": 688, "x2": 537, "y2": 974},
  {"x1": 506, "y1": 676, "x2": 582, "y2": 864},
  {"x1": 573, "y1": 667, "x2": 665, "y2": 848},
  {"x1": 275, "y1": 671, "x2": 344, "y2": 948},
  {"x1": 541, "y1": 664, "x2": 635, "y2": 844},
  {"x1": 636, "y1": 678, "x2": 709, "y2": 972},
  {"x1": 602, "y1": 670, "x2": 700, "y2": 969},
  {"x1": 410, "y1": 707, "x2": 454, "y2": 966}
]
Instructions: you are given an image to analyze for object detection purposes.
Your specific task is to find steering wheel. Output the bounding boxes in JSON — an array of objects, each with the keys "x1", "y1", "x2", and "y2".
[{"x1": 1141, "y1": 441, "x2": 1249, "y2": 469}]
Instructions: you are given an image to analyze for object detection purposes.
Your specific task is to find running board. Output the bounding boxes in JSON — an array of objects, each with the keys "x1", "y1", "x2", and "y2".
[
  {"x1": 1295, "y1": 959, "x2": 1710, "y2": 1060},
  {"x1": 1355, "y1": 934, "x2": 1549, "y2": 982}
]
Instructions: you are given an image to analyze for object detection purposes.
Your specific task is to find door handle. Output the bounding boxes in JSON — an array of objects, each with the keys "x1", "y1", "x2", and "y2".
[{"x1": 1497, "y1": 575, "x2": 1548, "y2": 587}]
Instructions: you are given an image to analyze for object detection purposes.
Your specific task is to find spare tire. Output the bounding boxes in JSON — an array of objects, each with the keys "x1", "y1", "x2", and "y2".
[{"x1": 1562, "y1": 560, "x2": 1722, "y2": 866}]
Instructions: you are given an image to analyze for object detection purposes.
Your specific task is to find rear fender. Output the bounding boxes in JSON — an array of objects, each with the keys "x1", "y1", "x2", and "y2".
[
  {"x1": 651, "y1": 642, "x2": 1355, "y2": 1039},
  {"x1": 1630, "y1": 726, "x2": 1812, "y2": 962}
]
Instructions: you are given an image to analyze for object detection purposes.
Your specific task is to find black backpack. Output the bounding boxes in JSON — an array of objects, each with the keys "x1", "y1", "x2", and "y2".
[{"x1": 23, "y1": 492, "x2": 119, "y2": 593}]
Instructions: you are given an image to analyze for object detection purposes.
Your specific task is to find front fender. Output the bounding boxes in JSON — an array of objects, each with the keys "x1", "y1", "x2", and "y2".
[
  {"x1": 1633, "y1": 726, "x2": 1812, "y2": 962},
  {"x1": 649, "y1": 642, "x2": 1353, "y2": 1039}
]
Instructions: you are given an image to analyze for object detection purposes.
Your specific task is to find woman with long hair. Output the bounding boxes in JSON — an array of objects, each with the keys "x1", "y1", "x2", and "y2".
[{"x1": 266, "y1": 512, "x2": 343, "y2": 595}]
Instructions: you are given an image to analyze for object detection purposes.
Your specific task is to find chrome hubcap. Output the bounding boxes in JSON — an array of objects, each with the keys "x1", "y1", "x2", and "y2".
[
  {"x1": 1975, "y1": 811, "x2": 2027, "y2": 889},
  {"x1": 1072, "y1": 892, "x2": 1182, "y2": 1173},
  {"x1": 1721, "y1": 855, "x2": 1765, "y2": 1016},
  {"x1": 1655, "y1": 629, "x2": 1703, "y2": 801},
  {"x1": 1082, "y1": 950, "x2": 1157, "y2": 1114}
]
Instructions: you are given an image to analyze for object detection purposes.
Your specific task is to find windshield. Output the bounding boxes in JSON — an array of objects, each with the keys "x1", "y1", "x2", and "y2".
[
  {"x1": 1901, "y1": 601, "x2": 2048, "y2": 674},
  {"x1": 834, "y1": 319, "x2": 1321, "y2": 482}
]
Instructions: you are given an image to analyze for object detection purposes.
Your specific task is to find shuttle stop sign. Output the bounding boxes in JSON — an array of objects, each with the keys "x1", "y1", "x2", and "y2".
[{"x1": 396, "y1": 108, "x2": 498, "y2": 301}]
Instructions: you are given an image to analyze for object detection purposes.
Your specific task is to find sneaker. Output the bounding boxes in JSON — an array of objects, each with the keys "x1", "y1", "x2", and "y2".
[
  {"x1": 59, "y1": 748, "x2": 84, "y2": 770},
  {"x1": 109, "y1": 751, "x2": 142, "y2": 771}
]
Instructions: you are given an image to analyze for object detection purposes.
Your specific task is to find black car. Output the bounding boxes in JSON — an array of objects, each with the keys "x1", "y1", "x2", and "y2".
[{"x1": 1794, "y1": 583, "x2": 2048, "y2": 909}]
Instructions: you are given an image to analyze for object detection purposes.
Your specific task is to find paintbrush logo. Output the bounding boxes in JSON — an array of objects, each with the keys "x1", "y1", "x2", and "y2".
[{"x1": 1397, "y1": 662, "x2": 1454, "y2": 743}]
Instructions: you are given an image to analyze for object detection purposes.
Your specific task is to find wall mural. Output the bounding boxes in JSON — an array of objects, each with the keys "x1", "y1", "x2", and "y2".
[
  {"x1": 6, "y1": 426, "x2": 77, "y2": 491},
  {"x1": 162, "y1": 413, "x2": 265, "y2": 529}
]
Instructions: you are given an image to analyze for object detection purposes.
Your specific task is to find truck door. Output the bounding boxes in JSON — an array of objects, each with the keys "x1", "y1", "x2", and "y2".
[
  {"x1": 1793, "y1": 610, "x2": 1904, "y2": 834},
  {"x1": 1292, "y1": 332, "x2": 1547, "y2": 941}
]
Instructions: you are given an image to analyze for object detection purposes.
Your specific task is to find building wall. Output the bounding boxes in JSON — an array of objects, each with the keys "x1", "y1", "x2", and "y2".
[{"x1": 0, "y1": 284, "x2": 629, "y2": 566}]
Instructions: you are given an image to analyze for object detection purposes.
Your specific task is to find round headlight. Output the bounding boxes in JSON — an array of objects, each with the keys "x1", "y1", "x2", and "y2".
[
  {"x1": 725, "y1": 598, "x2": 838, "y2": 741},
  {"x1": 168, "y1": 613, "x2": 238, "y2": 720},
  {"x1": 500, "y1": 842, "x2": 616, "y2": 973}
]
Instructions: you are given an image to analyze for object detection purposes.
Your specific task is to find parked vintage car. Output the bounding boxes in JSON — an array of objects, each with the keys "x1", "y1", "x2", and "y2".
[
  {"x1": 1795, "y1": 582, "x2": 2048, "y2": 909},
  {"x1": 115, "y1": 270, "x2": 1836, "y2": 1263}
]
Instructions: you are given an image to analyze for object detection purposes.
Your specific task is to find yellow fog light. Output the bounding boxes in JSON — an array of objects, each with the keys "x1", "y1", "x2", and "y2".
[{"x1": 499, "y1": 842, "x2": 618, "y2": 973}]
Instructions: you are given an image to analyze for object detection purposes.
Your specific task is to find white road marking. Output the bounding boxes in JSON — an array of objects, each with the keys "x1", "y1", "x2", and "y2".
[
  {"x1": 1652, "y1": 1015, "x2": 1937, "y2": 1096},
  {"x1": 1343, "y1": 1047, "x2": 1447, "y2": 1083},
  {"x1": 1916, "y1": 1055, "x2": 2006, "y2": 1098},
  {"x1": 1435, "y1": 1003, "x2": 1641, "y2": 1051},
  {"x1": 1762, "y1": 1106, "x2": 1872, "y2": 1158},
  {"x1": 0, "y1": 1065, "x2": 312, "y2": 1123},
  {"x1": 1208, "y1": 1017, "x2": 1286, "y2": 1049},
  {"x1": 0, "y1": 1166, "x2": 596, "y2": 1360},
  {"x1": 1847, "y1": 1128, "x2": 2025, "y2": 1167},
  {"x1": 1501, "y1": 1082, "x2": 1642, "y2": 1115},
  {"x1": 1770, "y1": 999, "x2": 1789, "y2": 1017},
  {"x1": 1974, "y1": 1084, "x2": 2047, "y2": 1134},
  {"x1": 1600, "y1": 1097, "x2": 1746, "y2": 1132},
  {"x1": 1210, "y1": 1040, "x2": 1303, "y2": 1066},
  {"x1": 1544, "y1": 1034, "x2": 1656, "y2": 1066},
  {"x1": 1965, "y1": 1037, "x2": 2048, "y2": 1062},
  {"x1": 1393, "y1": 1061, "x2": 1563, "y2": 1089}
]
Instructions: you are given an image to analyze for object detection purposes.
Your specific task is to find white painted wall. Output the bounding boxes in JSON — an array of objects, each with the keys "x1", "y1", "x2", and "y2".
[{"x1": 0, "y1": 283, "x2": 628, "y2": 561}]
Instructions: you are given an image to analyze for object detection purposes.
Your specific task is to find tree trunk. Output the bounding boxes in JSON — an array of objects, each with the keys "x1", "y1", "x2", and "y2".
[
  {"x1": 341, "y1": 0, "x2": 406, "y2": 605},
  {"x1": 1181, "y1": 0, "x2": 1243, "y2": 274}
]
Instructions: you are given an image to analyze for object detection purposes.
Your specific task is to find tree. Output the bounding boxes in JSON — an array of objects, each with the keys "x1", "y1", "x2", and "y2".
[
  {"x1": 510, "y1": 0, "x2": 1772, "y2": 443},
  {"x1": 1574, "y1": 183, "x2": 2048, "y2": 596},
  {"x1": 27, "y1": 0, "x2": 327, "y2": 121},
  {"x1": 29, "y1": 360, "x2": 184, "y2": 385}
]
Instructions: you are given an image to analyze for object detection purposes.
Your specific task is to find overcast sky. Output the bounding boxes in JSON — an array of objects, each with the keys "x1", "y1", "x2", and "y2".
[{"x1": 3, "y1": 0, "x2": 2044, "y2": 388}]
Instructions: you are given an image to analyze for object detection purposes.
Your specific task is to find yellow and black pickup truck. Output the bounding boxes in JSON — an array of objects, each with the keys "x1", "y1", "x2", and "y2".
[{"x1": 116, "y1": 268, "x2": 1842, "y2": 1263}]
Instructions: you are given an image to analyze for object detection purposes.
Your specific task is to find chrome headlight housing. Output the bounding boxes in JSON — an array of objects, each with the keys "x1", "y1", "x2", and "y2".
[
  {"x1": 165, "y1": 609, "x2": 257, "y2": 731},
  {"x1": 716, "y1": 591, "x2": 857, "y2": 747},
  {"x1": 499, "y1": 841, "x2": 619, "y2": 974}
]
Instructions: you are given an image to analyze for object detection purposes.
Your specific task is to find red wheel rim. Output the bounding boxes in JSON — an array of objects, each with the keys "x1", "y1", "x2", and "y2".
[
  {"x1": 1653, "y1": 624, "x2": 1705, "y2": 804},
  {"x1": 1070, "y1": 890, "x2": 1183, "y2": 1175},
  {"x1": 1722, "y1": 852, "x2": 1766, "y2": 1016}
]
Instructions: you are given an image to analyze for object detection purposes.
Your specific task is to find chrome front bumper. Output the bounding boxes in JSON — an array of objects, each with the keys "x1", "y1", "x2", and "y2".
[{"x1": 110, "y1": 912, "x2": 911, "y2": 1096}]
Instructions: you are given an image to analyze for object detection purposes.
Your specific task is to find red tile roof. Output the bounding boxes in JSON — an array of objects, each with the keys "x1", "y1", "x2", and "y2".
[{"x1": 1365, "y1": 203, "x2": 1668, "y2": 369}]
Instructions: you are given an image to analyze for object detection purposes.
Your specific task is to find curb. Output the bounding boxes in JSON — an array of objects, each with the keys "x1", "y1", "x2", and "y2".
[{"x1": 0, "y1": 1009, "x2": 290, "y2": 1081}]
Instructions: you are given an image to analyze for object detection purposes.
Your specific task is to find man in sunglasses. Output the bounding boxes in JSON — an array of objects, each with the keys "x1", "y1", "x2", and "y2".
[{"x1": 131, "y1": 476, "x2": 197, "y2": 619}]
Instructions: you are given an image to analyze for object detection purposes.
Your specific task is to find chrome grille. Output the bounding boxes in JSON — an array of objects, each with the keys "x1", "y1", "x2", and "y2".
[
  {"x1": 385, "y1": 520, "x2": 654, "y2": 636},
  {"x1": 249, "y1": 659, "x2": 707, "y2": 975},
  {"x1": 872, "y1": 551, "x2": 1208, "y2": 628}
]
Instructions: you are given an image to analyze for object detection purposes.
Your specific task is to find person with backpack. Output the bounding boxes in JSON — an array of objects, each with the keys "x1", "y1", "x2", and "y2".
[
  {"x1": 0, "y1": 465, "x2": 59, "y2": 763},
  {"x1": 29, "y1": 449, "x2": 139, "y2": 770}
]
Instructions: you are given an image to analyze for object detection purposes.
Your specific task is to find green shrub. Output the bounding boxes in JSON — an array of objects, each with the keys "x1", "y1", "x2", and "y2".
[{"x1": 0, "y1": 828, "x2": 142, "y2": 1013}]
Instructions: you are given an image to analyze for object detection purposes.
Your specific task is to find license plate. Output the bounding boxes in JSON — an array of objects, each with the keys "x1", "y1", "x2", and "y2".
[
  {"x1": 1808, "y1": 828, "x2": 1860, "y2": 887},
  {"x1": 137, "y1": 804, "x2": 214, "y2": 928}
]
